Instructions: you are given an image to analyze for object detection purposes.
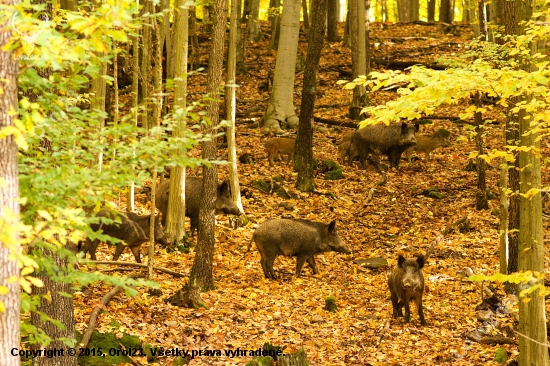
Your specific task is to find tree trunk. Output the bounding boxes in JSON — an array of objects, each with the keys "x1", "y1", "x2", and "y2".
[
  {"x1": 499, "y1": 125, "x2": 508, "y2": 275},
  {"x1": 518, "y1": 105, "x2": 549, "y2": 366},
  {"x1": 226, "y1": 0, "x2": 245, "y2": 214},
  {"x1": 269, "y1": 0, "x2": 281, "y2": 50},
  {"x1": 349, "y1": 0, "x2": 367, "y2": 120},
  {"x1": 0, "y1": 2, "x2": 21, "y2": 362},
  {"x1": 127, "y1": 31, "x2": 140, "y2": 212},
  {"x1": 397, "y1": 0, "x2": 411, "y2": 22},
  {"x1": 327, "y1": 0, "x2": 340, "y2": 42},
  {"x1": 263, "y1": 0, "x2": 301, "y2": 132},
  {"x1": 91, "y1": 56, "x2": 107, "y2": 170},
  {"x1": 428, "y1": 0, "x2": 436, "y2": 21},
  {"x1": 248, "y1": 0, "x2": 263, "y2": 41},
  {"x1": 302, "y1": 0, "x2": 310, "y2": 30},
  {"x1": 474, "y1": 4, "x2": 488, "y2": 211},
  {"x1": 188, "y1": 0, "x2": 228, "y2": 292},
  {"x1": 165, "y1": 0, "x2": 189, "y2": 244},
  {"x1": 140, "y1": 0, "x2": 153, "y2": 128},
  {"x1": 189, "y1": 8, "x2": 200, "y2": 71},
  {"x1": 31, "y1": 249, "x2": 77, "y2": 366},
  {"x1": 439, "y1": 0, "x2": 454, "y2": 23},
  {"x1": 295, "y1": 0, "x2": 327, "y2": 192},
  {"x1": 343, "y1": 8, "x2": 350, "y2": 48}
]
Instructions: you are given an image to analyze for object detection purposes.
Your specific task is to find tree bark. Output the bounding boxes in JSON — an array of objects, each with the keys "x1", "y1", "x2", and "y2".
[
  {"x1": 188, "y1": 0, "x2": 228, "y2": 292},
  {"x1": 295, "y1": 0, "x2": 327, "y2": 192},
  {"x1": 263, "y1": 0, "x2": 301, "y2": 132},
  {"x1": 31, "y1": 249, "x2": 77, "y2": 366},
  {"x1": 165, "y1": 0, "x2": 189, "y2": 244},
  {"x1": 518, "y1": 107, "x2": 549, "y2": 366},
  {"x1": 439, "y1": 0, "x2": 454, "y2": 23},
  {"x1": 269, "y1": 0, "x2": 281, "y2": 50},
  {"x1": 327, "y1": 0, "x2": 340, "y2": 42},
  {"x1": 0, "y1": 1, "x2": 21, "y2": 362},
  {"x1": 349, "y1": 0, "x2": 367, "y2": 120},
  {"x1": 226, "y1": 0, "x2": 245, "y2": 214},
  {"x1": 247, "y1": 0, "x2": 263, "y2": 41}
]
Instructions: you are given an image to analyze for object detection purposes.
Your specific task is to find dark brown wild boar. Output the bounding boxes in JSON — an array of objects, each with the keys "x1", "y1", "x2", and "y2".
[
  {"x1": 388, "y1": 254, "x2": 427, "y2": 325},
  {"x1": 155, "y1": 177, "x2": 241, "y2": 236},
  {"x1": 250, "y1": 219, "x2": 351, "y2": 279}
]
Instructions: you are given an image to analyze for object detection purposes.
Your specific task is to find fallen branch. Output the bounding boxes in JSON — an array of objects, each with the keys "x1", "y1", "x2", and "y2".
[
  {"x1": 364, "y1": 170, "x2": 388, "y2": 205},
  {"x1": 424, "y1": 215, "x2": 468, "y2": 260},
  {"x1": 375, "y1": 320, "x2": 391, "y2": 348},
  {"x1": 465, "y1": 331, "x2": 517, "y2": 345},
  {"x1": 78, "y1": 273, "x2": 142, "y2": 351},
  {"x1": 89, "y1": 261, "x2": 187, "y2": 278},
  {"x1": 313, "y1": 116, "x2": 358, "y2": 129}
]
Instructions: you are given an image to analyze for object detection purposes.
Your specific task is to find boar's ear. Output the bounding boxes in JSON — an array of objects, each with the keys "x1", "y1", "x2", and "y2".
[
  {"x1": 401, "y1": 122, "x2": 408, "y2": 131},
  {"x1": 328, "y1": 220, "x2": 337, "y2": 233},
  {"x1": 397, "y1": 255, "x2": 406, "y2": 268},
  {"x1": 417, "y1": 255, "x2": 425, "y2": 269},
  {"x1": 414, "y1": 123, "x2": 420, "y2": 132},
  {"x1": 218, "y1": 181, "x2": 230, "y2": 194}
]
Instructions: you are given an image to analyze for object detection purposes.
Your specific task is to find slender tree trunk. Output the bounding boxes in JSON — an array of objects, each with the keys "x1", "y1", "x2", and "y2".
[
  {"x1": 127, "y1": 32, "x2": 140, "y2": 212},
  {"x1": 0, "y1": 2, "x2": 21, "y2": 362},
  {"x1": 428, "y1": 0, "x2": 436, "y2": 21},
  {"x1": 499, "y1": 124, "x2": 508, "y2": 274},
  {"x1": 269, "y1": 0, "x2": 281, "y2": 50},
  {"x1": 248, "y1": 0, "x2": 263, "y2": 41},
  {"x1": 189, "y1": 9, "x2": 199, "y2": 70},
  {"x1": 302, "y1": 0, "x2": 310, "y2": 30},
  {"x1": 295, "y1": 0, "x2": 327, "y2": 192},
  {"x1": 349, "y1": 0, "x2": 366, "y2": 120},
  {"x1": 474, "y1": 3, "x2": 488, "y2": 211},
  {"x1": 226, "y1": 0, "x2": 245, "y2": 214},
  {"x1": 327, "y1": 0, "x2": 340, "y2": 42},
  {"x1": 165, "y1": 0, "x2": 189, "y2": 244},
  {"x1": 263, "y1": 0, "x2": 301, "y2": 132},
  {"x1": 91, "y1": 57, "x2": 107, "y2": 170},
  {"x1": 188, "y1": 0, "x2": 228, "y2": 291},
  {"x1": 141, "y1": 0, "x2": 153, "y2": 129}
]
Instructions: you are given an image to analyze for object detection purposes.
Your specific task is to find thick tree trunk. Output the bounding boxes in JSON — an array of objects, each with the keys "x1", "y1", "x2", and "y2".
[
  {"x1": 439, "y1": 0, "x2": 454, "y2": 23},
  {"x1": 0, "y1": 1, "x2": 21, "y2": 362},
  {"x1": 263, "y1": 0, "x2": 301, "y2": 132},
  {"x1": 518, "y1": 106, "x2": 549, "y2": 366},
  {"x1": 165, "y1": 0, "x2": 189, "y2": 244},
  {"x1": 188, "y1": 0, "x2": 228, "y2": 291},
  {"x1": 295, "y1": 0, "x2": 327, "y2": 192},
  {"x1": 31, "y1": 249, "x2": 77, "y2": 366}
]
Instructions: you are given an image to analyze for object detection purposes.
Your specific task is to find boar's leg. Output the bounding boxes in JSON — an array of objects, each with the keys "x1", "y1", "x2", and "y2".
[
  {"x1": 129, "y1": 244, "x2": 142, "y2": 263},
  {"x1": 260, "y1": 256, "x2": 277, "y2": 279},
  {"x1": 390, "y1": 291, "x2": 401, "y2": 318},
  {"x1": 415, "y1": 292, "x2": 427, "y2": 325},
  {"x1": 403, "y1": 293, "x2": 412, "y2": 323},
  {"x1": 113, "y1": 243, "x2": 125, "y2": 261},
  {"x1": 295, "y1": 254, "x2": 310, "y2": 277},
  {"x1": 306, "y1": 256, "x2": 318, "y2": 274}
]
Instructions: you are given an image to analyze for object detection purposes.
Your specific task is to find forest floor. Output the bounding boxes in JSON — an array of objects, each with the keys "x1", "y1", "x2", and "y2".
[{"x1": 75, "y1": 21, "x2": 550, "y2": 365}]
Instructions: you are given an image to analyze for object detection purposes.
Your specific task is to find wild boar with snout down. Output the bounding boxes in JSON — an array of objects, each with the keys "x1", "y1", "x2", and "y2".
[
  {"x1": 250, "y1": 219, "x2": 351, "y2": 279},
  {"x1": 388, "y1": 254, "x2": 427, "y2": 325}
]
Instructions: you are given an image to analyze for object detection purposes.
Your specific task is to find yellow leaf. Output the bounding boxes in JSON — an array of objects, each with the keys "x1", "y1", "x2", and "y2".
[{"x1": 0, "y1": 286, "x2": 8, "y2": 295}]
